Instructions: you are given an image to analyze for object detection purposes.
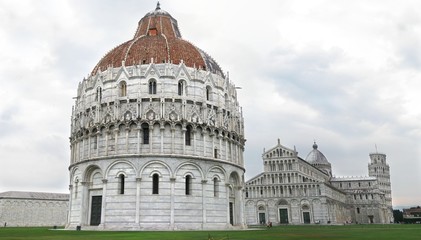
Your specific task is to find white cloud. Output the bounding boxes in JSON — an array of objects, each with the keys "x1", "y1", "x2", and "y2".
[{"x1": 0, "y1": 0, "x2": 420, "y2": 207}]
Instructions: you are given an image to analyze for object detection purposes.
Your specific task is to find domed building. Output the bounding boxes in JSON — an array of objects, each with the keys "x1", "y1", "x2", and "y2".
[
  {"x1": 305, "y1": 142, "x2": 332, "y2": 177},
  {"x1": 244, "y1": 139, "x2": 393, "y2": 225},
  {"x1": 67, "y1": 3, "x2": 246, "y2": 230}
]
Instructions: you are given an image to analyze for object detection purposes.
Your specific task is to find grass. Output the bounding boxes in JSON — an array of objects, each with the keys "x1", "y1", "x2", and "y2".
[{"x1": 0, "y1": 224, "x2": 420, "y2": 240}]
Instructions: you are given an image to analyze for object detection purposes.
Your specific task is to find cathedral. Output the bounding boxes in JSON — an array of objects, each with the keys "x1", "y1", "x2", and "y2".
[
  {"x1": 244, "y1": 139, "x2": 393, "y2": 225},
  {"x1": 66, "y1": 3, "x2": 246, "y2": 230}
]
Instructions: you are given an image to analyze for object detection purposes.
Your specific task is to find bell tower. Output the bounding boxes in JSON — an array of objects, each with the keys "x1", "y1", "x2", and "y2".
[{"x1": 368, "y1": 152, "x2": 393, "y2": 222}]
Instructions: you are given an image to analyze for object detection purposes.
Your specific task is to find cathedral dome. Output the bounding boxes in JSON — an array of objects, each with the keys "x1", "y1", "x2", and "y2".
[
  {"x1": 91, "y1": 3, "x2": 224, "y2": 77},
  {"x1": 305, "y1": 142, "x2": 329, "y2": 164},
  {"x1": 305, "y1": 142, "x2": 332, "y2": 176}
]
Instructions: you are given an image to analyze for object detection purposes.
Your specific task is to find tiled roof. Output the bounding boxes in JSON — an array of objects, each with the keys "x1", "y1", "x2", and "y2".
[
  {"x1": 91, "y1": 5, "x2": 224, "y2": 78},
  {"x1": 0, "y1": 191, "x2": 69, "y2": 201},
  {"x1": 331, "y1": 176, "x2": 377, "y2": 181}
]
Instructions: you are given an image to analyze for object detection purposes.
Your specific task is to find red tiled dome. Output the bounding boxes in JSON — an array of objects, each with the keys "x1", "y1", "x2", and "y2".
[{"x1": 92, "y1": 3, "x2": 224, "y2": 77}]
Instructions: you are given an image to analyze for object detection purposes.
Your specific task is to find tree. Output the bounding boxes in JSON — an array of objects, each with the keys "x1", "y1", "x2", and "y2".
[{"x1": 393, "y1": 209, "x2": 403, "y2": 223}]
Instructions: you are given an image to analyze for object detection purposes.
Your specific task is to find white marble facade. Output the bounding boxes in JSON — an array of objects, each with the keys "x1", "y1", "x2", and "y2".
[
  {"x1": 0, "y1": 191, "x2": 69, "y2": 227},
  {"x1": 67, "y1": 5, "x2": 246, "y2": 230},
  {"x1": 245, "y1": 140, "x2": 393, "y2": 225}
]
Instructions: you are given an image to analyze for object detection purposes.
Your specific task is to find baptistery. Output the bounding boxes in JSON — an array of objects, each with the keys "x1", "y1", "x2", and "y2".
[{"x1": 67, "y1": 3, "x2": 246, "y2": 230}]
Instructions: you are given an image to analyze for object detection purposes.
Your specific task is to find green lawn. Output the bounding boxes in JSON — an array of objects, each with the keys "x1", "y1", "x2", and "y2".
[{"x1": 0, "y1": 224, "x2": 420, "y2": 240}]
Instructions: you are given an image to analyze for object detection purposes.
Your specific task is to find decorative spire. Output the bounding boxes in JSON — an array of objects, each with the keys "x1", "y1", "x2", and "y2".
[
  {"x1": 156, "y1": 1, "x2": 161, "y2": 10},
  {"x1": 313, "y1": 141, "x2": 318, "y2": 149}
]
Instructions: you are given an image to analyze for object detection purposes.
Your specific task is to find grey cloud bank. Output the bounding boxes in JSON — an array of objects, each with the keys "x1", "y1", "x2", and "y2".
[{"x1": 0, "y1": 0, "x2": 420, "y2": 207}]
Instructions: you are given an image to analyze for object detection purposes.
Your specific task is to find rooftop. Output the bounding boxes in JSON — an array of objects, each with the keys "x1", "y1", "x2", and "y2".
[{"x1": 0, "y1": 191, "x2": 69, "y2": 201}]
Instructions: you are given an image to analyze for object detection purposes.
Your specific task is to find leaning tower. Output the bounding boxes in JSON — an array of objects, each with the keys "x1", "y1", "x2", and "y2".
[
  {"x1": 67, "y1": 3, "x2": 246, "y2": 230},
  {"x1": 368, "y1": 152, "x2": 393, "y2": 222}
]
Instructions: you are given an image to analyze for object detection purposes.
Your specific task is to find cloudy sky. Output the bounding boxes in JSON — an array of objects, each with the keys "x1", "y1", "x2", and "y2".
[{"x1": 0, "y1": 0, "x2": 420, "y2": 208}]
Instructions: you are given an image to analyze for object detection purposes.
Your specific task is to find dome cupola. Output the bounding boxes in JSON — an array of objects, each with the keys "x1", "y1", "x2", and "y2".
[
  {"x1": 305, "y1": 142, "x2": 332, "y2": 176},
  {"x1": 91, "y1": 2, "x2": 224, "y2": 77}
]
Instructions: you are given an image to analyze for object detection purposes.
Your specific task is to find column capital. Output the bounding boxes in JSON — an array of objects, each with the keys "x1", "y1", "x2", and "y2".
[{"x1": 136, "y1": 177, "x2": 142, "y2": 182}]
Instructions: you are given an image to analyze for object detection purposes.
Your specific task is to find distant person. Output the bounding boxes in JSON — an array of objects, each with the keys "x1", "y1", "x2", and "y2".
[{"x1": 4, "y1": 222, "x2": 6, "y2": 227}]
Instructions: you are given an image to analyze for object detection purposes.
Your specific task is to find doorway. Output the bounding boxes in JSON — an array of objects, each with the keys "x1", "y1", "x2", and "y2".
[
  {"x1": 259, "y1": 212, "x2": 266, "y2": 224},
  {"x1": 303, "y1": 212, "x2": 311, "y2": 224},
  {"x1": 279, "y1": 208, "x2": 289, "y2": 223},
  {"x1": 229, "y1": 202, "x2": 234, "y2": 225},
  {"x1": 90, "y1": 196, "x2": 102, "y2": 226}
]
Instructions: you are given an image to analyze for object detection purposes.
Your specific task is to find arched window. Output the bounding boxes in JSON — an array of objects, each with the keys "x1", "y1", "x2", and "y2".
[
  {"x1": 152, "y1": 174, "x2": 159, "y2": 194},
  {"x1": 118, "y1": 174, "x2": 125, "y2": 194},
  {"x1": 185, "y1": 125, "x2": 192, "y2": 146},
  {"x1": 96, "y1": 87, "x2": 102, "y2": 102},
  {"x1": 185, "y1": 175, "x2": 192, "y2": 195},
  {"x1": 213, "y1": 177, "x2": 219, "y2": 197},
  {"x1": 93, "y1": 135, "x2": 98, "y2": 150},
  {"x1": 178, "y1": 81, "x2": 184, "y2": 96},
  {"x1": 149, "y1": 80, "x2": 157, "y2": 94},
  {"x1": 120, "y1": 81, "x2": 127, "y2": 97},
  {"x1": 206, "y1": 86, "x2": 211, "y2": 101},
  {"x1": 142, "y1": 123, "x2": 149, "y2": 144}
]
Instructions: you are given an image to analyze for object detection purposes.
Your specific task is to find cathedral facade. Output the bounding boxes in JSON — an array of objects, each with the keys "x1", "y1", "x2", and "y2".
[
  {"x1": 245, "y1": 140, "x2": 392, "y2": 225},
  {"x1": 67, "y1": 4, "x2": 246, "y2": 230}
]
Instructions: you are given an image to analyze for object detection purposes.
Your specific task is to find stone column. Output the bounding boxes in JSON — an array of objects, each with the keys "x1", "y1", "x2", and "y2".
[
  {"x1": 201, "y1": 180, "x2": 208, "y2": 228},
  {"x1": 114, "y1": 128, "x2": 119, "y2": 155},
  {"x1": 193, "y1": 128, "x2": 197, "y2": 156},
  {"x1": 238, "y1": 186, "x2": 245, "y2": 227},
  {"x1": 170, "y1": 177, "x2": 176, "y2": 229},
  {"x1": 171, "y1": 126, "x2": 175, "y2": 153},
  {"x1": 137, "y1": 127, "x2": 141, "y2": 154},
  {"x1": 182, "y1": 126, "x2": 186, "y2": 155},
  {"x1": 67, "y1": 184, "x2": 73, "y2": 227},
  {"x1": 149, "y1": 124, "x2": 153, "y2": 153},
  {"x1": 125, "y1": 127, "x2": 130, "y2": 152},
  {"x1": 87, "y1": 135, "x2": 91, "y2": 159},
  {"x1": 225, "y1": 183, "x2": 231, "y2": 225},
  {"x1": 160, "y1": 124, "x2": 164, "y2": 154},
  {"x1": 105, "y1": 131, "x2": 109, "y2": 156},
  {"x1": 99, "y1": 179, "x2": 108, "y2": 228},
  {"x1": 135, "y1": 178, "x2": 142, "y2": 224},
  {"x1": 80, "y1": 181, "x2": 89, "y2": 225}
]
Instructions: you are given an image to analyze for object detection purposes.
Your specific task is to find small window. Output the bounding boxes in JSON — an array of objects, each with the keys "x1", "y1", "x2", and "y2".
[
  {"x1": 206, "y1": 86, "x2": 211, "y2": 101},
  {"x1": 178, "y1": 81, "x2": 185, "y2": 96},
  {"x1": 357, "y1": 207, "x2": 360, "y2": 214},
  {"x1": 119, "y1": 174, "x2": 125, "y2": 194},
  {"x1": 185, "y1": 125, "x2": 192, "y2": 146},
  {"x1": 93, "y1": 135, "x2": 98, "y2": 150},
  {"x1": 214, "y1": 148, "x2": 218, "y2": 158},
  {"x1": 142, "y1": 124, "x2": 149, "y2": 144},
  {"x1": 149, "y1": 80, "x2": 157, "y2": 94},
  {"x1": 96, "y1": 87, "x2": 102, "y2": 102},
  {"x1": 213, "y1": 177, "x2": 219, "y2": 197},
  {"x1": 152, "y1": 174, "x2": 159, "y2": 194},
  {"x1": 122, "y1": 81, "x2": 128, "y2": 97},
  {"x1": 185, "y1": 175, "x2": 192, "y2": 195}
]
